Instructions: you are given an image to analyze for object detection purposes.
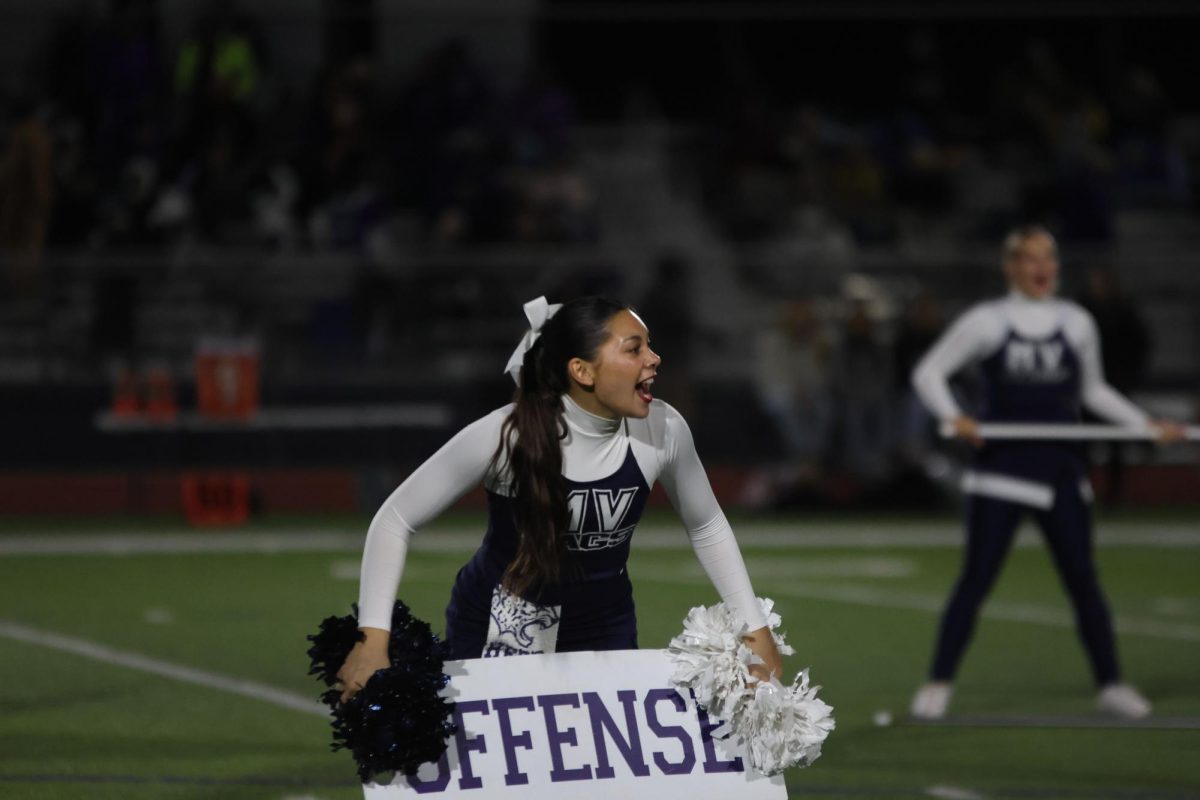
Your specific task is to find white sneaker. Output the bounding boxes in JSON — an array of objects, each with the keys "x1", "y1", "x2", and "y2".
[
  {"x1": 1096, "y1": 684, "x2": 1152, "y2": 719},
  {"x1": 910, "y1": 681, "x2": 954, "y2": 720}
]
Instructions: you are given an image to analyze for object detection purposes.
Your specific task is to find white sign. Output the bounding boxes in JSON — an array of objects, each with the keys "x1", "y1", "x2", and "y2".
[{"x1": 364, "y1": 649, "x2": 786, "y2": 798}]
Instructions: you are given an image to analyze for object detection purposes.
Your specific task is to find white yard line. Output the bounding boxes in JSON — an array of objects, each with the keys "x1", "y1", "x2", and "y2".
[
  {"x1": 0, "y1": 619, "x2": 328, "y2": 717},
  {"x1": 912, "y1": 714, "x2": 1200, "y2": 730},
  {"x1": 0, "y1": 531, "x2": 367, "y2": 556},
  {"x1": 644, "y1": 574, "x2": 1200, "y2": 643},
  {"x1": 926, "y1": 786, "x2": 985, "y2": 800},
  {"x1": 740, "y1": 555, "x2": 919, "y2": 579},
  {"x1": 2, "y1": 522, "x2": 1199, "y2": 556}
]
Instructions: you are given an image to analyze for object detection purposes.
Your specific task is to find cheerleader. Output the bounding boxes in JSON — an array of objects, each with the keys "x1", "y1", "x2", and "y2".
[
  {"x1": 908, "y1": 225, "x2": 1184, "y2": 720},
  {"x1": 337, "y1": 296, "x2": 783, "y2": 702}
]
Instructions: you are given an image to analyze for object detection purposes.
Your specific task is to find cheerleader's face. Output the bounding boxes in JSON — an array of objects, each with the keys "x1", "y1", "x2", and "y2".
[
  {"x1": 568, "y1": 309, "x2": 661, "y2": 419},
  {"x1": 1005, "y1": 231, "x2": 1059, "y2": 300}
]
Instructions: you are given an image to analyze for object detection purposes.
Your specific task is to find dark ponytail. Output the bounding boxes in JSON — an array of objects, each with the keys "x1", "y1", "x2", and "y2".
[{"x1": 493, "y1": 296, "x2": 628, "y2": 597}]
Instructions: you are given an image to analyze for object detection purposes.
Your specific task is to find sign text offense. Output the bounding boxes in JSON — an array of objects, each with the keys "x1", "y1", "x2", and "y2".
[{"x1": 401, "y1": 688, "x2": 741, "y2": 793}]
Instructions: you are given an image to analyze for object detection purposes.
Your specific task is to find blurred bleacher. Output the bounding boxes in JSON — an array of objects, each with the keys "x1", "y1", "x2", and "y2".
[{"x1": 1, "y1": 1, "x2": 1197, "y2": 512}]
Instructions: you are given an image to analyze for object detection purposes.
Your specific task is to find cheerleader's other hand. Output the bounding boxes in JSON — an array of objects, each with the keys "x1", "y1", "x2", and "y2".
[
  {"x1": 336, "y1": 626, "x2": 391, "y2": 703},
  {"x1": 743, "y1": 625, "x2": 785, "y2": 684},
  {"x1": 1151, "y1": 419, "x2": 1186, "y2": 444},
  {"x1": 950, "y1": 415, "x2": 983, "y2": 447}
]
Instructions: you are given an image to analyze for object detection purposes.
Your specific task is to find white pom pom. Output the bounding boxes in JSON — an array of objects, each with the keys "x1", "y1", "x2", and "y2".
[
  {"x1": 667, "y1": 602, "x2": 756, "y2": 722},
  {"x1": 733, "y1": 669, "x2": 836, "y2": 774},
  {"x1": 666, "y1": 597, "x2": 834, "y2": 776}
]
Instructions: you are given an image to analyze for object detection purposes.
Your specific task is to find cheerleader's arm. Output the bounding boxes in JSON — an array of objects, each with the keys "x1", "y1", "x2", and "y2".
[
  {"x1": 1072, "y1": 309, "x2": 1150, "y2": 427},
  {"x1": 357, "y1": 408, "x2": 507, "y2": 630},
  {"x1": 911, "y1": 303, "x2": 1001, "y2": 422},
  {"x1": 657, "y1": 403, "x2": 776, "y2": 675}
]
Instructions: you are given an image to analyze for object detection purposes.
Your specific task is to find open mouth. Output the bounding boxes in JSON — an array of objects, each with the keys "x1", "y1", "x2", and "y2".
[{"x1": 635, "y1": 378, "x2": 654, "y2": 404}]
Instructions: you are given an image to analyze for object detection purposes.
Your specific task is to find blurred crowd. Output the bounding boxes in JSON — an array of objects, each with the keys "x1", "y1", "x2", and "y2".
[
  {"x1": 4, "y1": 7, "x2": 1193, "y2": 278},
  {"x1": 0, "y1": 3, "x2": 1191, "y2": 506},
  {"x1": 699, "y1": 30, "x2": 1193, "y2": 251},
  {"x1": 3, "y1": 4, "x2": 1193, "y2": 290},
  {"x1": 0, "y1": 0, "x2": 599, "y2": 294}
]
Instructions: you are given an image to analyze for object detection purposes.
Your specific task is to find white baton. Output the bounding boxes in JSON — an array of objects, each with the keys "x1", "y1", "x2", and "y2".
[{"x1": 938, "y1": 422, "x2": 1200, "y2": 441}]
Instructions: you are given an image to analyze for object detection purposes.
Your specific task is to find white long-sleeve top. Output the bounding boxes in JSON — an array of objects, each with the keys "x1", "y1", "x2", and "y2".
[
  {"x1": 358, "y1": 394, "x2": 767, "y2": 633},
  {"x1": 911, "y1": 291, "x2": 1149, "y2": 426}
]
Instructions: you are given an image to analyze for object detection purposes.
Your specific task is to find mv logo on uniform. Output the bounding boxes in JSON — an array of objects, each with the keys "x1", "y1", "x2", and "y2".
[
  {"x1": 565, "y1": 488, "x2": 638, "y2": 551},
  {"x1": 1005, "y1": 340, "x2": 1069, "y2": 382}
]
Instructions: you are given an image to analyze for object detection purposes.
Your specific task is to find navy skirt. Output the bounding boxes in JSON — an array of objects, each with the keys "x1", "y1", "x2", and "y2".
[{"x1": 443, "y1": 548, "x2": 638, "y2": 659}]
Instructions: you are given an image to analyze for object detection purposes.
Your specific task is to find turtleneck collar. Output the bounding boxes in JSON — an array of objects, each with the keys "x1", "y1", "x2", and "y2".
[
  {"x1": 562, "y1": 394, "x2": 622, "y2": 438},
  {"x1": 1007, "y1": 288, "x2": 1054, "y2": 306}
]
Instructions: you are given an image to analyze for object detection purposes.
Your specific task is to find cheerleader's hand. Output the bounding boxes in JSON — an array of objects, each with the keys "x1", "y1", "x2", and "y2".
[
  {"x1": 1151, "y1": 419, "x2": 1186, "y2": 444},
  {"x1": 336, "y1": 627, "x2": 391, "y2": 704},
  {"x1": 950, "y1": 415, "x2": 983, "y2": 447},
  {"x1": 742, "y1": 625, "x2": 784, "y2": 684}
]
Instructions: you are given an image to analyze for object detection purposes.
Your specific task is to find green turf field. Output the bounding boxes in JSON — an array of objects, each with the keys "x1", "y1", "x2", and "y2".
[{"x1": 1, "y1": 511, "x2": 1198, "y2": 799}]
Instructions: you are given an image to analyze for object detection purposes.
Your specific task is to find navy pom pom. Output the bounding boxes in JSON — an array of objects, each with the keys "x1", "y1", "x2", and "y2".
[{"x1": 307, "y1": 601, "x2": 457, "y2": 782}]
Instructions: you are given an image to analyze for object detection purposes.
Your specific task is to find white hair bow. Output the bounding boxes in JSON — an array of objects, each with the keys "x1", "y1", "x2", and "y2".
[{"x1": 504, "y1": 296, "x2": 562, "y2": 385}]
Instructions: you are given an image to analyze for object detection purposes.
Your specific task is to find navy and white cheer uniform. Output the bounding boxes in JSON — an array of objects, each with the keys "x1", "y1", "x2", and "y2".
[
  {"x1": 357, "y1": 395, "x2": 766, "y2": 659},
  {"x1": 912, "y1": 291, "x2": 1149, "y2": 685}
]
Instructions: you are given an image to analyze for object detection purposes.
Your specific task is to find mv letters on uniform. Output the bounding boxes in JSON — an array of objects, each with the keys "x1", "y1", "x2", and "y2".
[
  {"x1": 1005, "y1": 340, "x2": 1068, "y2": 382},
  {"x1": 565, "y1": 487, "x2": 638, "y2": 551}
]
